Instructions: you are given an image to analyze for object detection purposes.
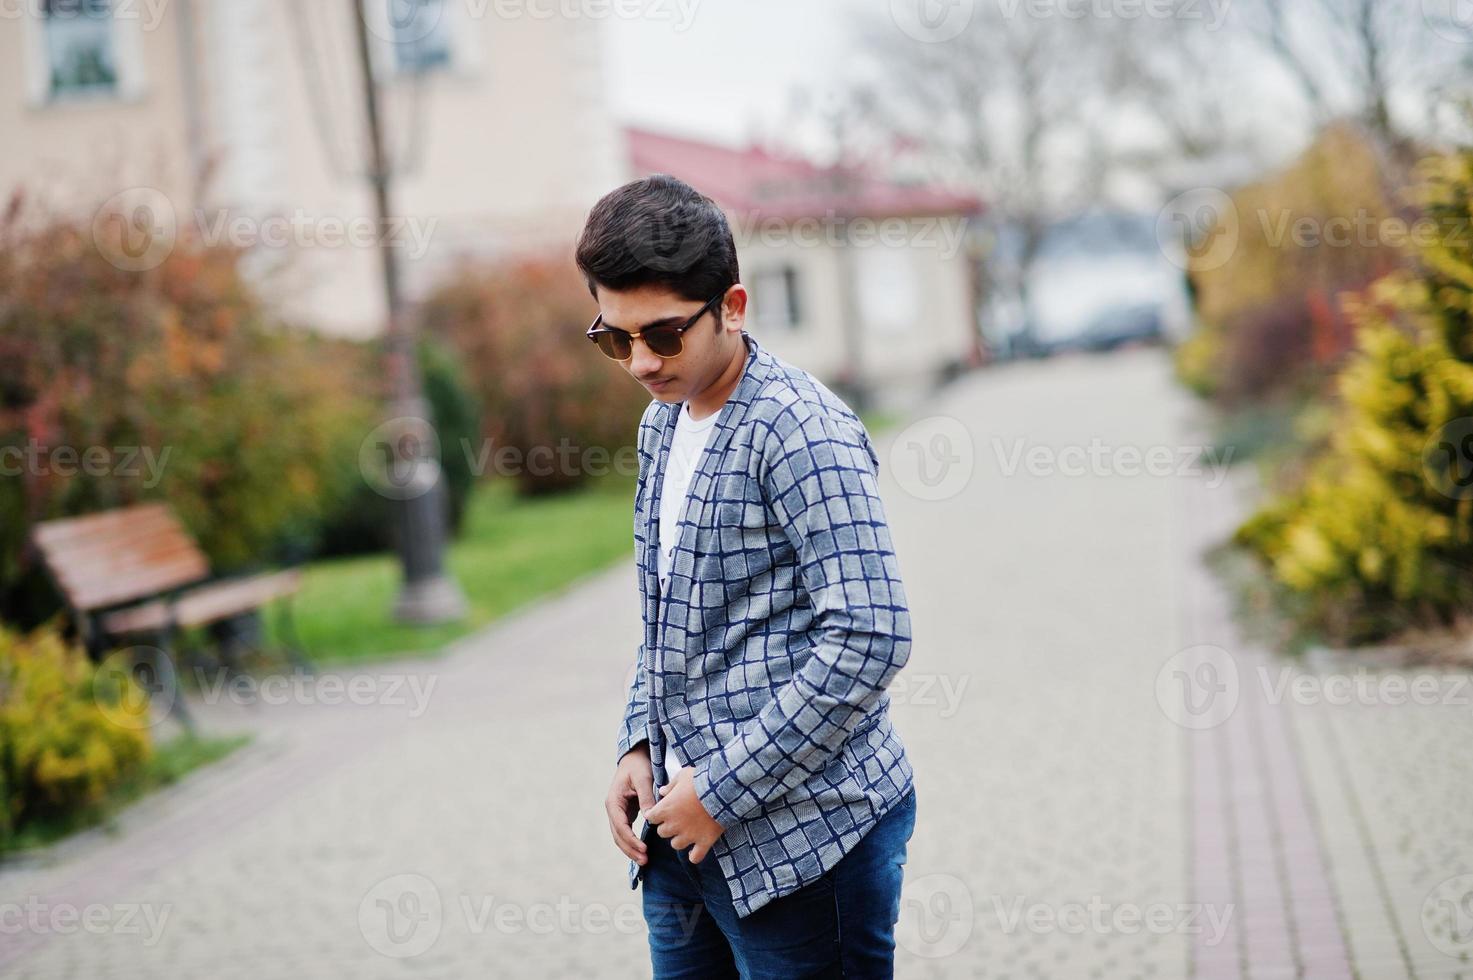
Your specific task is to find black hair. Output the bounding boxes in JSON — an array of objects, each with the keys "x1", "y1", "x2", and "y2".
[{"x1": 575, "y1": 174, "x2": 740, "y2": 302}]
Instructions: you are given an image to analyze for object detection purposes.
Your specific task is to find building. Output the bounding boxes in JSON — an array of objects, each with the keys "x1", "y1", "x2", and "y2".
[
  {"x1": 628, "y1": 128, "x2": 985, "y2": 410},
  {"x1": 0, "y1": 0, "x2": 623, "y2": 337}
]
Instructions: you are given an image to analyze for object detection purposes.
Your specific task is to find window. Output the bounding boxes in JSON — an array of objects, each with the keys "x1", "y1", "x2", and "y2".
[
  {"x1": 388, "y1": 0, "x2": 453, "y2": 74},
  {"x1": 855, "y1": 246, "x2": 919, "y2": 336},
  {"x1": 751, "y1": 266, "x2": 803, "y2": 330},
  {"x1": 42, "y1": 0, "x2": 117, "y2": 98}
]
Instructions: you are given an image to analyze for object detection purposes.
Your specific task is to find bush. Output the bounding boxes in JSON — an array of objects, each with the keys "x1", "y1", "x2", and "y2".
[
  {"x1": 418, "y1": 254, "x2": 647, "y2": 495},
  {"x1": 418, "y1": 337, "x2": 482, "y2": 529},
  {"x1": 0, "y1": 621, "x2": 151, "y2": 846},
  {"x1": 1236, "y1": 150, "x2": 1473, "y2": 643},
  {"x1": 0, "y1": 196, "x2": 378, "y2": 627},
  {"x1": 1178, "y1": 124, "x2": 1406, "y2": 403},
  {"x1": 303, "y1": 338, "x2": 482, "y2": 560}
]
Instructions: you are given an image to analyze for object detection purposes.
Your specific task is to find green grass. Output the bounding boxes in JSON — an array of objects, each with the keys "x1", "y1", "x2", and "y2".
[
  {"x1": 263, "y1": 476, "x2": 636, "y2": 664},
  {"x1": 3, "y1": 733, "x2": 250, "y2": 855},
  {"x1": 1199, "y1": 394, "x2": 1320, "y2": 472},
  {"x1": 861, "y1": 410, "x2": 902, "y2": 436}
]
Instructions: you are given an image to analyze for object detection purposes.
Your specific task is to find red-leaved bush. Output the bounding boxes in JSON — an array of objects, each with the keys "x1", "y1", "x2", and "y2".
[{"x1": 418, "y1": 255, "x2": 648, "y2": 495}]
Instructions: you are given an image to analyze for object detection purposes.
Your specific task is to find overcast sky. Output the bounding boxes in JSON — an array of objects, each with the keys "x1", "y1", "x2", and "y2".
[
  {"x1": 602, "y1": 0, "x2": 874, "y2": 147},
  {"x1": 597, "y1": 0, "x2": 1462, "y2": 195}
]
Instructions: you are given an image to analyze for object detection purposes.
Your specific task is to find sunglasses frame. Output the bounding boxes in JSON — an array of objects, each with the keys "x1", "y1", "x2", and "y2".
[{"x1": 585, "y1": 289, "x2": 729, "y2": 361}]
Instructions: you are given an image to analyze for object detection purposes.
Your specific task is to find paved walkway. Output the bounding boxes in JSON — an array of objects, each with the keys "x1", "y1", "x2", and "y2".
[{"x1": 2, "y1": 348, "x2": 1471, "y2": 978}]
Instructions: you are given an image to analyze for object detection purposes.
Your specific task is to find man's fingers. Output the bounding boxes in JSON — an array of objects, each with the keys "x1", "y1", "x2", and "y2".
[
  {"x1": 688, "y1": 842, "x2": 708, "y2": 864},
  {"x1": 605, "y1": 797, "x2": 647, "y2": 864},
  {"x1": 636, "y1": 778, "x2": 657, "y2": 813}
]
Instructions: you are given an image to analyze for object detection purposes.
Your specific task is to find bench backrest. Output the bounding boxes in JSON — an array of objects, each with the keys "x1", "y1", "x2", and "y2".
[{"x1": 30, "y1": 504, "x2": 210, "y2": 612}]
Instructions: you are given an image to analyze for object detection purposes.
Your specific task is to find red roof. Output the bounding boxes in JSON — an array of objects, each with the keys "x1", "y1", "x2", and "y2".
[{"x1": 626, "y1": 127, "x2": 983, "y2": 220}]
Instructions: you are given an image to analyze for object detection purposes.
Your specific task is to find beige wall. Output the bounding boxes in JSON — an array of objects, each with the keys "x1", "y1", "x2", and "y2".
[
  {"x1": 0, "y1": 3, "x2": 197, "y2": 216},
  {"x1": 741, "y1": 236, "x2": 847, "y2": 379},
  {"x1": 739, "y1": 218, "x2": 977, "y2": 408},
  {"x1": 0, "y1": 0, "x2": 622, "y2": 338}
]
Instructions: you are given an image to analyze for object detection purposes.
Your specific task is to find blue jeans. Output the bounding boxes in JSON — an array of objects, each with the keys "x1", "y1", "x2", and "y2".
[{"x1": 642, "y1": 790, "x2": 916, "y2": 979}]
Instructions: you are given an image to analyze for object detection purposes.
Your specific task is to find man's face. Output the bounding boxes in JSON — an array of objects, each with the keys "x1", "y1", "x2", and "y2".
[{"x1": 593, "y1": 284, "x2": 745, "y2": 405}]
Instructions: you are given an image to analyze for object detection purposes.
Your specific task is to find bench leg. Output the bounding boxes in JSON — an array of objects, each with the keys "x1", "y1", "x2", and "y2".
[
  {"x1": 213, "y1": 614, "x2": 250, "y2": 681},
  {"x1": 154, "y1": 623, "x2": 196, "y2": 736},
  {"x1": 82, "y1": 612, "x2": 107, "y2": 664}
]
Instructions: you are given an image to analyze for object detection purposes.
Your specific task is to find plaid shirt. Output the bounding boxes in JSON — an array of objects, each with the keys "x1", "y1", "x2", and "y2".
[{"x1": 616, "y1": 332, "x2": 914, "y2": 918}]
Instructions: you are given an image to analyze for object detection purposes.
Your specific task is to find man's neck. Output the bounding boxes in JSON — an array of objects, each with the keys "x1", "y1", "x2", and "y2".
[{"x1": 686, "y1": 335, "x2": 749, "y2": 421}]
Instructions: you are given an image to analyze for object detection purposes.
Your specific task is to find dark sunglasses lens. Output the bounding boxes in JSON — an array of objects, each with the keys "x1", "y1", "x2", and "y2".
[
  {"x1": 643, "y1": 326, "x2": 684, "y2": 358},
  {"x1": 595, "y1": 331, "x2": 632, "y2": 360}
]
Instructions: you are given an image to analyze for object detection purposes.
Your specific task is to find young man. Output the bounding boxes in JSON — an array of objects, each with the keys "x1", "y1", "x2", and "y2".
[{"x1": 581, "y1": 175, "x2": 916, "y2": 978}]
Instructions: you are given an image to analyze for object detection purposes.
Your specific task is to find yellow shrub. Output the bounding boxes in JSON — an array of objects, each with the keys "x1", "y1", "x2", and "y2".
[
  {"x1": 1173, "y1": 322, "x2": 1223, "y2": 398},
  {"x1": 1235, "y1": 149, "x2": 1473, "y2": 642},
  {"x1": 0, "y1": 623, "x2": 151, "y2": 837}
]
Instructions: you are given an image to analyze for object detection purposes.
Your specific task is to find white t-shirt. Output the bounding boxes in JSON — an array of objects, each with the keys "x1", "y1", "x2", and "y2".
[{"x1": 656, "y1": 401, "x2": 719, "y2": 782}]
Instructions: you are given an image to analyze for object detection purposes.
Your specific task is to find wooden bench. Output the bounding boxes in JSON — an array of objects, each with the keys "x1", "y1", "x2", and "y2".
[{"x1": 30, "y1": 503, "x2": 310, "y2": 728}]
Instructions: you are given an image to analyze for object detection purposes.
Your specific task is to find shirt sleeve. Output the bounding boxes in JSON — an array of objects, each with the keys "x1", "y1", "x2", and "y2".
[
  {"x1": 613, "y1": 400, "x2": 662, "y2": 764},
  {"x1": 615, "y1": 647, "x2": 649, "y2": 763},
  {"x1": 692, "y1": 403, "x2": 912, "y2": 828}
]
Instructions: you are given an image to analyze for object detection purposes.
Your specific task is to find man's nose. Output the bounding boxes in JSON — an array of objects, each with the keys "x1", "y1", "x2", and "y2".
[{"x1": 627, "y1": 340, "x2": 663, "y2": 376}]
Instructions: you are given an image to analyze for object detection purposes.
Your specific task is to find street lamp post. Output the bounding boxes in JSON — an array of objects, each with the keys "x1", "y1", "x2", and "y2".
[{"x1": 351, "y1": 0, "x2": 466, "y2": 624}]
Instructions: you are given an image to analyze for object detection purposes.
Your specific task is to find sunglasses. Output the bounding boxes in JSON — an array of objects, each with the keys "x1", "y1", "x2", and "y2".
[{"x1": 585, "y1": 290, "x2": 728, "y2": 361}]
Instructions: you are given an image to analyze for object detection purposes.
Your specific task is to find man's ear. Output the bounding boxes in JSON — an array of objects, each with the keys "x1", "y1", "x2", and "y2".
[{"x1": 721, "y1": 285, "x2": 749, "y2": 331}]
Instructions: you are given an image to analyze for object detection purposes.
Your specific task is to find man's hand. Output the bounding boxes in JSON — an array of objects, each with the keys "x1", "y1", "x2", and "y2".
[
  {"x1": 606, "y1": 744, "x2": 656, "y2": 866},
  {"x1": 646, "y1": 768, "x2": 725, "y2": 864}
]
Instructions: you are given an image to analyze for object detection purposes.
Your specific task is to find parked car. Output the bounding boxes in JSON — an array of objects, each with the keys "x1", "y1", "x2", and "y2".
[{"x1": 1073, "y1": 303, "x2": 1165, "y2": 353}]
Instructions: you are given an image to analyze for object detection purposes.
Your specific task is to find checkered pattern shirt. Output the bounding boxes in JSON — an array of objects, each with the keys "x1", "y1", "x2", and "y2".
[{"x1": 616, "y1": 332, "x2": 914, "y2": 918}]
